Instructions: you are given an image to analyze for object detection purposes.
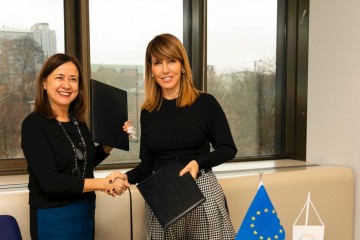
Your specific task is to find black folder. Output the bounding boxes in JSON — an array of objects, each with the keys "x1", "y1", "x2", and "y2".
[
  {"x1": 137, "y1": 160, "x2": 206, "y2": 229},
  {"x1": 90, "y1": 79, "x2": 129, "y2": 150}
]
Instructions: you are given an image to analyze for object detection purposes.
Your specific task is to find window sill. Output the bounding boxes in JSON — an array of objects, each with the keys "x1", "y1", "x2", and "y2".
[
  {"x1": 93, "y1": 159, "x2": 314, "y2": 179},
  {"x1": 0, "y1": 159, "x2": 314, "y2": 189}
]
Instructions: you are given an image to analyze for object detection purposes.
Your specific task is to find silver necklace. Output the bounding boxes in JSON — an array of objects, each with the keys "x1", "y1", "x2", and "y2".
[{"x1": 57, "y1": 117, "x2": 87, "y2": 178}]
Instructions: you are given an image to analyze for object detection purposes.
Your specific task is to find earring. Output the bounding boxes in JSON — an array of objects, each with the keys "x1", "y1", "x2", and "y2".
[
  {"x1": 151, "y1": 74, "x2": 154, "y2": 78},
  {"x1": 181, "y1": 69, "x2": 185, "y2": 74}
]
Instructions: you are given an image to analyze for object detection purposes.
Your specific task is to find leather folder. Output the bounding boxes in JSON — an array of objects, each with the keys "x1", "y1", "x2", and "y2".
[
  {"x1": 137, "y1": 159, "x2": 206, "y2": 229},
  {"x1": 90, "y1": 79, "x2": 129, "y2": 150}
]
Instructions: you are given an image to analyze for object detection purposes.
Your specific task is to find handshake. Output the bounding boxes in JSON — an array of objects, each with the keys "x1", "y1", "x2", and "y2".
[{"x1": 102, "y1": 171, "x2": 130, "y2": 197}]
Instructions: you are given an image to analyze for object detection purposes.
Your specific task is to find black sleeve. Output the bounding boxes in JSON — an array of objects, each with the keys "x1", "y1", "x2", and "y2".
[
  {"x1": 126, "y1": 111, "x2": 153, "y2": 184},
  {"x1": 93, "y1": 145, "x2": 110, "y2": 167},
  {"x1": 195, "y1": 94, "x2": 237, "y2": 169},
  {"x1": 21, "y1": 116, "x2": 84, "y2": 194}
]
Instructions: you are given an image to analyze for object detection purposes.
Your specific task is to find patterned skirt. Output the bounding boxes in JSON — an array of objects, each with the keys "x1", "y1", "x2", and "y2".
[{"x1": 145, "y1": 170, "x2": 236, "y2": 240}]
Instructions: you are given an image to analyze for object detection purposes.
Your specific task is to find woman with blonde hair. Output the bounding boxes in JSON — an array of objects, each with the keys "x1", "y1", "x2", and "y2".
[{"x1": 117, "y1": 33, "x2": 237, "y2": 239}]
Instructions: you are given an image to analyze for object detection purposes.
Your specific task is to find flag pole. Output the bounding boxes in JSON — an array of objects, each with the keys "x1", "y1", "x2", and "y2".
[
  {"x1": 258, "y1": 172, "x2": 263, "y2": 188},
  {"x1": 305, "y1": 192, "x2": 310, "y2": 226}
]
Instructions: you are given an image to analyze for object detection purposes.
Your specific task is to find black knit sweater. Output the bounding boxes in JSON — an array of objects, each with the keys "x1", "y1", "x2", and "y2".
[
  {"x1": 126, "y1": 93, "x2": 237, "y2": 184},
  {"x1": 21, "y1": 112, "x2": 109, "y2": 208}
]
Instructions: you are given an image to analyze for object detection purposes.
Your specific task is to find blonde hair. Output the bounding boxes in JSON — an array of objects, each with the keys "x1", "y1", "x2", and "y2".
[{"x1": 142, "y1": 33, "x2": 200, "y2": 112}]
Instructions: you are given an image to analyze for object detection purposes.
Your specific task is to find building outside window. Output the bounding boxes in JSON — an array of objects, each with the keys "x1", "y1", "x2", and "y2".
[{"x1": 0, "y1": 0, "x2": 64, "y2": 160}]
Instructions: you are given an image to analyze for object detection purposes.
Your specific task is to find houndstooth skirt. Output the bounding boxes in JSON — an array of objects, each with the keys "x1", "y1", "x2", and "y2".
[{"x1": 145, "y1": 170, "x2": 236, "y2": 240}]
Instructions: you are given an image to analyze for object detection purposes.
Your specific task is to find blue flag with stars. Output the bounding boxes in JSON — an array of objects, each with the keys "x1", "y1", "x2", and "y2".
[{"x1": 235, "y1": 182, "x2": 285, "y2": 240}]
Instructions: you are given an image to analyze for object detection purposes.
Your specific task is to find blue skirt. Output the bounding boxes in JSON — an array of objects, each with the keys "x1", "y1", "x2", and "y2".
[{"x1": 30, "y1": 199, "x2": 95, "y2": 240}]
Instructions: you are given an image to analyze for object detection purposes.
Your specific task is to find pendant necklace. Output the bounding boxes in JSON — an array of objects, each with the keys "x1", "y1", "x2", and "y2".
[{"x1": 58, "y1": 117, "x2": 87, "y2": 178}]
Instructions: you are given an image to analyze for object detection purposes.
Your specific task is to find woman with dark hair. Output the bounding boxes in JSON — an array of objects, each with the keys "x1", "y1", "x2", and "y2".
[
  {"x1": 21, "y1": 53, "x2": 130, "y2": 240},
  {"x1": 112, "y1": 33, "x2": 237, "y2": 239}
]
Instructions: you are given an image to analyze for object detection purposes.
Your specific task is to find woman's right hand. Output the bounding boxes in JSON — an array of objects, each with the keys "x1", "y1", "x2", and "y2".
[
  {"x1": 106, "y1": 171, "x2": 128, "y2": 183},
  {"x1": 103, "y1": 171, "x2": 129, "y2": 196}
]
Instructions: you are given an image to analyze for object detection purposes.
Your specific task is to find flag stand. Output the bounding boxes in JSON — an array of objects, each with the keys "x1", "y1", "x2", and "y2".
[{"x1": 293, "y1": 192, "x2": 325, "y2": 240}]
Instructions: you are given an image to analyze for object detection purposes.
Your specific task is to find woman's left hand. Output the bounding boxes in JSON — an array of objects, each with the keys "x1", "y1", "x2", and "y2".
[
  {"x1": 179, "y1": 160, "x2": 199, "y2": 180},
  {"x1": 123, "y1": 120, "x2": 137, "y2": 139}
]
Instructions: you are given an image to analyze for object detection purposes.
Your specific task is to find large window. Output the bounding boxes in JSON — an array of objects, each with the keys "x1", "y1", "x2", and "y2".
[
  {"x1": 0, "y1": 0, "x2": 308, "y2": 174},
  {"x1": 89, "y1": 0, "x2": 183, "y2": 164},
  {"x1": 207, "y1": 0, "x2": 281, "y2": 158},
  {"x1": 0, "y1": 0, "x2": 64, "y2": 160}
]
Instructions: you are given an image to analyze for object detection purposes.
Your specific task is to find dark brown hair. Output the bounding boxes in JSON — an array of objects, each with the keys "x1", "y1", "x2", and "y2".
[{"x1": 34, "y1": 53, "x2": 86, "y2": 122}]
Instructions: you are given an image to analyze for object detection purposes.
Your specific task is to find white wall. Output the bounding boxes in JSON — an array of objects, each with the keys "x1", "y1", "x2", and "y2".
[{"x1": 307, "y1": 0, "x2": 360, "y2": 239}]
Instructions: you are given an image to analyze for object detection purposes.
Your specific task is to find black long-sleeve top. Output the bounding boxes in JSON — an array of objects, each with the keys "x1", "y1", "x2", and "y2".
[
  {"x1": 21, "y1": 111, "x2": 109, "y2": 208},
  {"x1": 126, "y1": 93, "x2": 237, "y2": 184}
]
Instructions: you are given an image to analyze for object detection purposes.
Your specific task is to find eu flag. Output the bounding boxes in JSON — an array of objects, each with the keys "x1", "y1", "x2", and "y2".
[{"x1": 235, "y1": 182, "x2": 285, "y2": 240}]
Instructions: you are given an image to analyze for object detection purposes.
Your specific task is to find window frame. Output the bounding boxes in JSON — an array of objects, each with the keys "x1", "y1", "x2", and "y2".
[{"x1": 0, "y1": 0, "x2": 308, "y2": 175}]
